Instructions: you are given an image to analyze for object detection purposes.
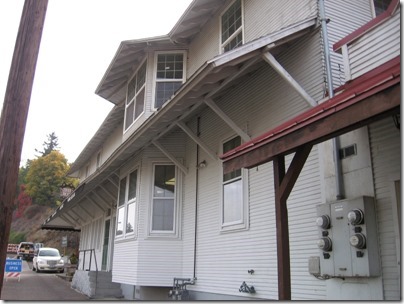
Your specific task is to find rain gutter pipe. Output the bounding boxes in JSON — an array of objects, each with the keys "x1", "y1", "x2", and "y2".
[
  {"x1": 319, "y1": 0, "x2": 345, "y2": 200},
  {"x1": 193, "y1": 117, "x2": 201, "y2": 279}
]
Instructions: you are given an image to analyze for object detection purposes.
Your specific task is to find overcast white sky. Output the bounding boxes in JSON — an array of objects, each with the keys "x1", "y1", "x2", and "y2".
[{"x1": 0, "y1": 0, "x2": 192, "y2": 166}]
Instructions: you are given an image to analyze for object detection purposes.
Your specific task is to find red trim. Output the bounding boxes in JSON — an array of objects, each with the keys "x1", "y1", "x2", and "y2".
[
  {"x1": 333, "y1": 0, "x2": 399, "y2": 52},
  {"x1": 220, "y1": 56, "x2": 400, "y2": 160}
]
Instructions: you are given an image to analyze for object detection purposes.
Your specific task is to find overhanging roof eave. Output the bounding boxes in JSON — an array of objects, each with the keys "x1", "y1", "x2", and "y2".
[{"x1": 220, "y1": 56, "x2": 401, "y2": 173}]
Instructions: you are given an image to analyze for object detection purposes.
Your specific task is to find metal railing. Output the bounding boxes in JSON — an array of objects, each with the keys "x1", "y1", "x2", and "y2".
[
  {"x1": 78, "y1": 249, "x2": 98, "y2": 272},
  {"x1": 78, "y1": 249, "x2": 99, "y2": 291}
]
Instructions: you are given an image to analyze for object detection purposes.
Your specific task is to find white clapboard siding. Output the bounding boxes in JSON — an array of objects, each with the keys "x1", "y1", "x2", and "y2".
[
  {"x1": 244, "y1": 0, "x2": 317, "y2": 42},
  {"x1": 368, "y1": 118, "x2": 401, "y2": 300},
  {"x1": 78, "y1": 216, "x2": 104, "y2": 271},
  {"x1": 112, "y1": 240, "x2": 139, "y2": 284},
  {"x1": 324, "y1": 0, "x2": 373, "y2": 87},
  {"x1": 348, "y1": 8, "x2": 400, "y2": 79},
  {"x1": 286, "y1": 146, "x2": 325, "y2": 300},
  {"x1": 113, "y1": 130, "x2": 186, "y2": 286},
  {"x1": 188, "y1": 0, "x2": 317, "y2": 79},
  {"x1": 180, "y1": 30, "x2": 326, "y2": 299}
]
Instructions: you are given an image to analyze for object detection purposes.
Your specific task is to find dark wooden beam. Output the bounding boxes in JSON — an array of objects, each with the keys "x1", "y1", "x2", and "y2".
[
  {"x1": 279, "y1": 144, "x2": 313, "y2": 202},
  {"x1": 0, "y1": 0, "x2": 48, "y2": 297}
]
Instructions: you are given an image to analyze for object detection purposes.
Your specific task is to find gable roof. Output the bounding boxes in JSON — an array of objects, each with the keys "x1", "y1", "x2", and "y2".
[{"x1": 95, "y1": 0, "x2": 226, "y2": 105}]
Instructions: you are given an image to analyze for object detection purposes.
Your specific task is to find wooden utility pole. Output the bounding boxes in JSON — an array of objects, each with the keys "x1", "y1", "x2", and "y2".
[{"x1": 0, "y1": 0, "x2": 48, "y2": 297}]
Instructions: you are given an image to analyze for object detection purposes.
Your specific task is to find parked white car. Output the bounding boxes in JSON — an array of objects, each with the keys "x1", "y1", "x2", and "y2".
[{"x1": 32, "y1": 247, "x2": 64, "y2": 273}]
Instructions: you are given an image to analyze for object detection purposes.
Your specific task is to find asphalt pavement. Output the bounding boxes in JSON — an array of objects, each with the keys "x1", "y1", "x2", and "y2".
[{"x1": 1, "y1": 258, "x2": 89, "y2": 301}]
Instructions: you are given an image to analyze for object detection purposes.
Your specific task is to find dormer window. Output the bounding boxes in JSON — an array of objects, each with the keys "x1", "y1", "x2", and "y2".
[
  {"x1": 154, "y1": 51, "x2": 186, "y2": 109},
  {"x1": 221, "y1": 0, "x2": 243, "y2": 53},
  {"x1": 125, "y1": 60, "x2": 146, "y2": 131}
]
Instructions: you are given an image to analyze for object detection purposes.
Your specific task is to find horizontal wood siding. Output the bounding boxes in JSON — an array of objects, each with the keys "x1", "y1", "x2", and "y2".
[
  {"x1": 348, "y1": 8, "x2": 400, "y2": 79},
  {"x1": 324, "y1": 0, "x2": 373, "y2": 88},
  {"x1": 182, "y1": 30, "x2": 326, "y2": 299},
  {"x1": 244, "y1": 0, "x2": 317, "y2": 42},
  {"x1": 112, "y1": 240, "x2": 139, "y2": 284},
  {"x1": 286, "y1": 146, "x2": 325, "y2": 299},
  {"x1": 115, "y1": 130, "x2": 187, "y2": 286},
  {"x1": 368, "y1": 118, "x2": 401, "y2": 300}
]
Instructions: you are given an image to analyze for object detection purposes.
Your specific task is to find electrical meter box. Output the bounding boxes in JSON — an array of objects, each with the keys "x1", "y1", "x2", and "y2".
[{"x1": 315, "y1": 196, "x2": 380, "y2": 277}]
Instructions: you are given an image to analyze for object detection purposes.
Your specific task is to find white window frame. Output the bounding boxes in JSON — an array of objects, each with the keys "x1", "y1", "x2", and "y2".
[
  {"x1": 152, "y1": 50, "x2": 187, "y2": 110},
  {"x1": 124, "y1": 59, "x2": 147, "y2": 132},
  {"x1": 220, "y1": 135, "x2": 249, "y2": 232},
  {"x1": 220, "y1": 0, "x2": 244, "y2": 54},
  {"x1": 115, "y1": 168, "x2": 139, "y2": 240},
  {"x1": 148, "y1": 161, "x2": 181, "y2": 238},
  {"x1": 96, "y1": 150, "x2": 102, "y2": 169},
  {"x1": 370, "y1": 0, "x2": 392, "y2": 17}
]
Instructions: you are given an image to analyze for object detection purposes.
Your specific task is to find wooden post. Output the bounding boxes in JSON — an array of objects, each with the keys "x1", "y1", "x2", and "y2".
[
  {"x1": 0, "y1": 0, "x2": 48, "y2": 297},
  {"x1": 273, "y1": 145, "x2": 312, "y2": 300},
  {"x1": 273, "y1": 155, "x2": 291, "y2": 300}
]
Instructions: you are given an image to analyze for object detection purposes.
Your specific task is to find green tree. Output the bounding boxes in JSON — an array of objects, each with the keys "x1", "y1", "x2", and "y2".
[
  {"x1": 25, "y1": 151, "x2": 77, "y2": 207},
  {"x1": 35, "y1": 132, "x2": 59, "y2": 157}
]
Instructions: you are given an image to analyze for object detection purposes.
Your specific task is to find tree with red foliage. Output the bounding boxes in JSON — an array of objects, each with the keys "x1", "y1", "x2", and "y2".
[{"x1": 15, "y1": 185, "x2": 32, "y2": 218}]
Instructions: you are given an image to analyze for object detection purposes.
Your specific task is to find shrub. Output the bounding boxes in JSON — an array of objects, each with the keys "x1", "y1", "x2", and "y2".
[
  {"x1": 9, "y1": 230, "x2": 26, "y2": 244},
  {"x1": 24, "y1": 204, "x2": 42, "y2": 220}
]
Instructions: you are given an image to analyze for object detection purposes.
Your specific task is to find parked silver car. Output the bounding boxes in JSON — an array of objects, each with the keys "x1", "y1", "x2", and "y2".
[{"x1": 32, "y1": 247, "x2": 64, "y2": 273}]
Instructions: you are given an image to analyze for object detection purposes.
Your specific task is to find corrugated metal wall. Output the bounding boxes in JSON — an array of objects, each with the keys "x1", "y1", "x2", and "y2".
[{"x1": 368, "y1": 117, "x2": 401, "y2": 300}]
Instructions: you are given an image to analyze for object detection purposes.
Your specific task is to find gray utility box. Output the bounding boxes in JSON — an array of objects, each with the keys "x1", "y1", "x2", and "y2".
[{"x1": 315, "y1": 196, "x2": 381, "y2": 278}]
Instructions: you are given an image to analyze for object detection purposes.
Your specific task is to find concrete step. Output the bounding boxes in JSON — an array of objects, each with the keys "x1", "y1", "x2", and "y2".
[{"x1": 93, "y1": 286, "x2": 123, "y2": 299}]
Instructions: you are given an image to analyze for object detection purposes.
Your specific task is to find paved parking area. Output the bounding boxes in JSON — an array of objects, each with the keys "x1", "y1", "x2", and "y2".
[{"x1": 1, "y1": 259, "x2": 89, "y2": 301}]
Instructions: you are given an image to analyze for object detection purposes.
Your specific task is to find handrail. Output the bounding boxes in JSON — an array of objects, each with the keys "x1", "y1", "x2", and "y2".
[
  {"x1": 78, "y1": 249, "x2": 99, "y2": 293},
  {"x1": 78, "y1": 249, "x2": 98, "y2": 272}
]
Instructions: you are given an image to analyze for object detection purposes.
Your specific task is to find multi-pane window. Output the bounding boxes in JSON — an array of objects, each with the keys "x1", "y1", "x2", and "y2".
[
  {"x1": 125, "y1": 61, "x2": 146, "y2": 131},
  {"x1": 151, "y1": 164, "x2": 176, "y2": 233},
  {"x1": 221, "y1": 0, "x2": 243, "y2": 53},
  {"x1": 222, "y1": 136, "x2": 247, "y2": 230},
  {"x1": 116, "y1": 170, "x2": 138, "y2": 237},
  {"x1": 154, "y1": 52, "x2": 185, "y2": 109},
  {"x1": 373, "y1": 0, "x2": 392, "y2": 16}
]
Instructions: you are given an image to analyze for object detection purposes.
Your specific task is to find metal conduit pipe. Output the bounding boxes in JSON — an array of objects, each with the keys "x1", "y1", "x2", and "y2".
[
  {"x1": 319, "y1": 0, "x2": 345, "y2": 200},
  {"x1": 193, "y1": 117, "x2": 201, "y2": 279}
]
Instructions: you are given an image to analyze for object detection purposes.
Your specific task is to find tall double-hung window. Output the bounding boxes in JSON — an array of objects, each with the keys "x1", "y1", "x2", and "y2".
[
  {"x1": 222, "y1": 136, "x2": 248, "y2": 231},
  {"x1": 154, "y1": 52, "x2": 186, "y2": 109},
  {"x1": 221, "y1": 0, "x2": 243, "y2": 53},
  {"x1": 125, "y1": 61, "x2": 146, "y2": 131},
  {"x1": 116, "y1": 169, "x2": 138, "y2": 238},
  {"x1": 150, "y1": 164, "x2": 178, "y2": 235}
]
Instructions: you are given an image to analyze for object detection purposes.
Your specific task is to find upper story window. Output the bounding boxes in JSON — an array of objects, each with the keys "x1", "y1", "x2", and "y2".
[
  {"x1": 125, "y1": 60, "x2": 146, "y2": 131},
  {"x1": 154, "y1": 51, "x2": 186, "y2": 109},
  {"x1": 116, "y1": 169, "x2": 138, "y2": 238},
  {"x1": 221, "y1": 0, "x2": 243, "y2": 53},
  {"x1": 373, "y1": 0, "x2": 392, "y2": 16},
  {"x1": 96, "y1": 150, "x2": 102, "y2": 169},
  {"x1": 221, "y1": 135, "x2": 248, "y2": 232}
]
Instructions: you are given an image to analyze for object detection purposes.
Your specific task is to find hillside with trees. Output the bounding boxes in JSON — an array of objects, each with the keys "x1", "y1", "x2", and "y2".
[{"x1": 9, "y1": 133, "x2": 79, "y2": 256}]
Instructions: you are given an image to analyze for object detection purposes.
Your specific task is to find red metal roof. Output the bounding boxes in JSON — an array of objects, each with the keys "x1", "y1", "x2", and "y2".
[{"x1": 220, "y1": 56, "x2": 400, "y2": 161}]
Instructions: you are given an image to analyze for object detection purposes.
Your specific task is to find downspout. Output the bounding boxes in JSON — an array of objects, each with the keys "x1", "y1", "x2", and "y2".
[
  {"x1": 319, "y1": 0, "x2": 345, "y2": 200},
  {"x1": 193, "y1": 117, "x2": 201, "y2": 279}
]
